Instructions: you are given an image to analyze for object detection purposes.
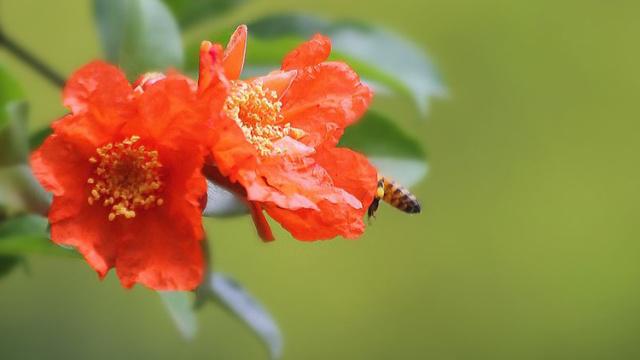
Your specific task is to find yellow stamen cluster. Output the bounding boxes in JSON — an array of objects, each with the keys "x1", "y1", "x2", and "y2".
[
  {"x1": 224, "y1": 81, "x2": 305, "y2": 156},
  {"x1": 87, "y1": 135, "x2": 164, "y2": 221}
]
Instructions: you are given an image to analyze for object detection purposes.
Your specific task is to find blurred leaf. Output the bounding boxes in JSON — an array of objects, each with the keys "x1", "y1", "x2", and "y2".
[
  {"x1": 0, "y1": 165, "x2": 51, "y2": 216},
  {"x1": 158, "y1": 291, "x2": 198, "y2": 340},
  {"x1": 340, "y1": 111, "x2": 424, "y2": 159},
  {"x1": 0, "y1": 101, "x2": 29, "y2": 166},
  {"x1": 0, "y1": 214, "x2": 76, "y2": 257},
  {"x1": 0, "y1": 65, "x2": 24, "y2": 102},
  {"x1": 203, "y1": 180, "x2": 248, "y2": 217},
  {"x1": 94, "y1": 0, "x2": 184, "y2": 79},
  {"x1": 0, "y1": 255, "x2": 22, "y2": 278},
  {"x1": 0, "y1": 65, "x2": 29, "y2": 166},
  {"x1": 198, "y1": 273, "x2": 283, "y2": 359},
  {"x1": 340, "y1": 111, "x2": 428, "y2": 187},
  {"x1": 162, "y1": 0, "x2": 245, "y2": 28},
  {"x1": 248, "y1": 13, "x2": 446, "y2": 115},
  {"x1": 0, "y1": 67, "x2": 51, "y2": 215},
  {"x1": 28, "y1": 126, "x2": 52, "y2": 150}
]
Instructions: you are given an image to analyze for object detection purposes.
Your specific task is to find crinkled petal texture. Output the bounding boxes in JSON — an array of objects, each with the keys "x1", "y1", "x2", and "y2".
[
  {"x1": 263, "y1": 147, "x2": 377, "y2": 240},
  {"x1": 281, "y1": 62, "x2": 373, "y2": 148},
  {"x1": 30, "y1": 61, "x2": 208, "y2": 290},
  {"x1": 204, "y1": 29, "x2": 378, "y2": 241},
  {"x1": 281, "y1": 34, "x2": 331, "y2": 71},
  {"x1": 280, "y1": 34, "x2": 372, "y2": 147}
]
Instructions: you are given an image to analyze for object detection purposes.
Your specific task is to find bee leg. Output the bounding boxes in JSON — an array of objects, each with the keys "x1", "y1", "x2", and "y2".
[{"x1": 367, "y1": 198, "x2": 380, "y2": 224}]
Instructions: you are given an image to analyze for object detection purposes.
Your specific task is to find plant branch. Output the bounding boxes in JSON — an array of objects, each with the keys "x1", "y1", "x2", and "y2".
[{"x1": 0, "y1": 28, "x2": 66, "y2": 88}]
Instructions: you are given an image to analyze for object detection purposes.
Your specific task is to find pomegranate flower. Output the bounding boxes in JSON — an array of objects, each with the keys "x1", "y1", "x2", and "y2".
[
  {"x1": 31, "y1": 62, "x2": 209, "y2": 290},
  {"x1": 198, "y1": 25, "x2": 378, "y2": 241}
]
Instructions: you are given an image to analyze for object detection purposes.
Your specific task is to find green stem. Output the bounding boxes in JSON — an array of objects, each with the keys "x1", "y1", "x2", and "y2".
[
  {"x1": 194, "y1": 234, "x2": 213, "y2": 308},
  {"x1": 0, "y1": 28, "x2": 66, "y2": 88}
]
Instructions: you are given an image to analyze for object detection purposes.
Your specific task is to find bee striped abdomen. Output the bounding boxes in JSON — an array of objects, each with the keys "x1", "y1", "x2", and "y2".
[
  {"x1": 368, "y1": 175, "x2": 421, "y2": 219},
  {"x1": 381, "y1": 177, "x2": 421, "y2": 214}
]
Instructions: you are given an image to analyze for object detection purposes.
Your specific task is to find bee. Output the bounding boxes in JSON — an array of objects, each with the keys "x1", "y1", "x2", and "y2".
[{"x1": 368, "y1": 175, "x2": 421, "y2": 219}]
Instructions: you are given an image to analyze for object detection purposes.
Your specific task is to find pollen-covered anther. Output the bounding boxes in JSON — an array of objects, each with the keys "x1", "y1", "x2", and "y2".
[
  {"x1": 87, "y1": 135, "x2": 164, "y2": 221},
  {"x1": 224, "y1": 81, "x2": 306, "y2": 156}
]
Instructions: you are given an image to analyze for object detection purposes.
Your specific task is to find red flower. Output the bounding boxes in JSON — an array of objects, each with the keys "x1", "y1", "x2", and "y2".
[
  {"x1": 30, "y1": 62, "x2": 209, "y2": 290},
  {"x1": 199, "y1": 26, "x2": 378, "y2": 241}
]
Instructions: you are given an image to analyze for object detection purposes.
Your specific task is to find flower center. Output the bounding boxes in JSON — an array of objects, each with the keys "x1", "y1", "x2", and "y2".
[
  {"x1": 87, "y1": 135, "x2": 164, "y2": 221},
  {"x1": 224, "y1": 81, "x2": 305, "y2": 156}
]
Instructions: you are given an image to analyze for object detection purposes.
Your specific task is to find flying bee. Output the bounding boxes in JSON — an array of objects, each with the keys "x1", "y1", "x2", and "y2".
[{"x1": 368, "y1": 175, "x2": 421, "y2": 219}]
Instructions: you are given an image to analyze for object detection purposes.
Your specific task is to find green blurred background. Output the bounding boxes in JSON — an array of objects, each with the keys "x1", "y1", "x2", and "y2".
[{"x1": 2, "y1": 0, "x2": 639, "y2": 359}]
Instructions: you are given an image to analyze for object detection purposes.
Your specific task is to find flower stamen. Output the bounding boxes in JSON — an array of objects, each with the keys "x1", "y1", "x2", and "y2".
[
  {"x1": 87, "y1": 135, "x2": 164, "y2": 221},
  {"x1": 224, "y1": 81, "x2": 305, "y2": 156}
]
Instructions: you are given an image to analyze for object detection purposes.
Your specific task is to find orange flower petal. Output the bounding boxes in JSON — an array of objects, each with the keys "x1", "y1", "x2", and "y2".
[
  {"x1": 32, "y1": 135, "x2": 119, "y2": 274},
  {"x1": 314, "y1": 146, "x2": 378, "y2": 207},
  {"x1": 52, "y1": 113, "x2": 125, "y2": 157},
  {"x1": 209, "y1": 114, "x2": 258, "y2": 180},
  {"x1": 63, "y1": 61, "x2": 131, "y2": 115},
  {"x1": 249, "y1": 202, "x2": 274, "y2": 242},
  {"x1": 55, "y1": 62, "x2": 134, "y2": 153},
  {"x1": 115, "y1": 207, "x2": 204, "y2": 290},
  {"x1": 265, "y1": 200, "x2": 366, "y2": 241},
  {"x1": 243, "y1": 152, "x2": 362, "y2": 211},
  {"x1": 50, "y1": 204, "x2": 118, "y2": 277},
  {"x1": 200, "y1": 27, "x2": 377, "y2": 242},
  {"x1": 33, "y1": 62, "x2": 210, "y2": 290},
  {"x1": 262, "y1": 147, "x2": 376, "y2": 241},
  {"x1": 281, "y1": 34, "x2": 331, "y2": 70},
  {"x1": 132, "y1": 72, "x2": 167, "y2": 92},
  {"x1": 126, "y1": 74, "x2": 208, "y2": 148},
  {"x1": 239, "y1": 167, "x2": 318, "y2": 211},
  {"x1": 251, "y1": 70, "x2": 297, "y2": 100},
  {"x1": 199, "y1": 41, "x2": 227, "y2": 92},
  {"x1": 156, "y1": 140, "x2": 208, "y2": 242},
  {"x1": 114, "y1": 129, "x2": 207, "y2": 290},
  {"x1": 281, "y1": 62, "x2": 373, "y2": 147},
  {"x1": 223, "y1": 24, "x2": 248, "y2": 80},
  {"x1": 30, "y1": 134, "x2": 91, "y2": 199}
]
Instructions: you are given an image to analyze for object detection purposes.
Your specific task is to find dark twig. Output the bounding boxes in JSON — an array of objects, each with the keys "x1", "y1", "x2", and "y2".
[{"x1": 0, "y1": 28, "x2": 66, "y2": 88}]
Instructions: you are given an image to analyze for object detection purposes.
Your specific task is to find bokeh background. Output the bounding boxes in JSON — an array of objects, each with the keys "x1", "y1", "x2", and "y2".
[{"x1": 1, "y1": 0, "x2": 639, "y2": 359}]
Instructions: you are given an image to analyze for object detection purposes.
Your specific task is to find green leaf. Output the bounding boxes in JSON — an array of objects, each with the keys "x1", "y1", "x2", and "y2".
[
  {"x1": 0, "y1": 67, "x2": 51, "y2": 215},
  {"x1": 340, "y1": 112, "x2": 424, "y2": 159},
  {"x1": 339, "y1": 112, "x2": 428, "y2": 187},
  {"x1": 94, "y1": 0, "x2": 184, "y2": 79},
  {"x1": 0, "y1": 65, "x2": 29, "y2": 166},
  {"x1": 28, "y1": 126, "x2": 52, "y2": 150},
  {"x1": 162, "y1": 0, "x2": 245, "y2": 28},
  {"x1": 198, "y1": 273, "x2": 283, "y2": 359},
  {"x1": 0, "y1": 255, "x2": 22, "y2": 278},
  {"x1": 203, "y1": 180, "x2": 248, "y2": 217},
  {"x1": 0, "y1": 65, "x2": 24, "y2": 102},
  {"x1": 158, "y1": 291, "x2": 198, "y2": 340},
  {"x1": 0, "y1": 165, "x2": 51, "y2": 217},
  {"x1": 0, "y1": 214, "x2": 76, "y2": 257},
  {"x1": 248, "y1": 13, "x2": 446, "y2": 116}
]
